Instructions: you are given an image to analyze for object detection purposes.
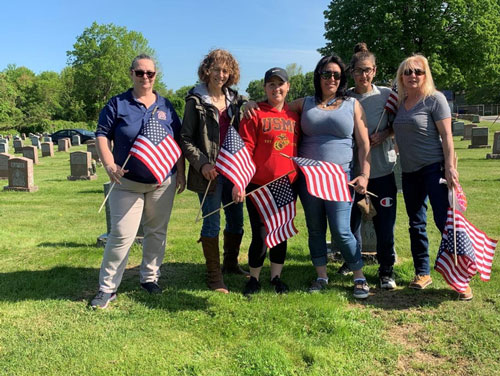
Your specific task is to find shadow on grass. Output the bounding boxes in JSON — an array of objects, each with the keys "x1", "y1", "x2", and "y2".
[
  {"x1": 77, "y1": 189, "x2": 104, "y2": 194},
  {"x1": 38, "y1": 241, "x2": 101, "y2": 248}
]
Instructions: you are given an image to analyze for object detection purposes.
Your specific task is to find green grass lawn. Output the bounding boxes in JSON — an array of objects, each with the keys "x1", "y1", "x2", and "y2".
[{"x1": 1, "y1": 124, "x2": 499, "y2": 376}]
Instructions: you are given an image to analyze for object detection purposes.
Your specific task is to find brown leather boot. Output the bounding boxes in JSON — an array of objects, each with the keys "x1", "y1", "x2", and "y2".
[
  {"x1": 200, "y1": 236, "x2": 228, "y2": 294},
  {"x1": 221, "y1": 231, "x2": 249, "y2": 276}
]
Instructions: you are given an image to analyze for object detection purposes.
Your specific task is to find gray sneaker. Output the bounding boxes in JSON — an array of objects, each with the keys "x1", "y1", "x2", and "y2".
[
  {"x1": 380, "y1": 275, "x2": 397, "y2": 290},
  {"x1": 308, "y1": 278, "x2": 328, "y2": 293},
  {"x1": 90, "y1": 291, "x2": 117, "y2": 309},
  {"x1": 353, "y1": 279, "x2": 370, "y2": 299}
]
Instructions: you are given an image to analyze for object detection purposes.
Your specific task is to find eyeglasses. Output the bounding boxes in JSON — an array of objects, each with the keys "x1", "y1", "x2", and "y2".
[
  {"x1": 320, "y1": 71, "x2": 342, "y2": 80},
  {"x1": 352, "y1": 67, "x2": 374, "y2": 76},
  {"x1": 134, "y1": 70, "x2": 156, "y2": 79},
  {"x1": 403, "y1": 69, "x2": 425, "y2": 76}
]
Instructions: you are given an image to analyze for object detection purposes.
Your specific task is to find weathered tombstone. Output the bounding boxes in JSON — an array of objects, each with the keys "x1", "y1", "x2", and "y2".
[
  {"x1": 31, "y1": 136, "x2": 41, "y2": 149},
  {"x1": 87, "y1": 142, "x2": 100, "y2": 162},
  {"x1": 72, "y1": 135, "x2": 81, "y2": 146},
  {"x1": 41, "y1": 142, "x2": 54, "y2": 157},
  {"x1": 468, "y1": 127, "x2": 490, "y2": 149},
  {"x1": 0, "y1": 153, "x2": 11, "y2": 179},
  {"x1": 21, "y1": 133, "x2": 26, "y2": 140},
  {"x1": 452, "y1": 121, "x2": 464, "y2": 137},
  {"x1": 486, "y1": 131, "x2": 500, "y2": 159},
  {"x1": 13, "y1": 139, "x2": 23, "y2": 153},
  {"x1": 67, "y1": 151, "x2": 97, "y2": 180},
  {"x1": 462, "y1": 123, "x2": 477, "y2": 141},
  {"x1": 472, "y1": 115, "x2": 480, "y2": 123},
  {"x1": 43, "y1": 136, "x2": 52, "y2": 143},
  {"x1": 22, "y1": 145, "x2": 39, "y2": 164},
  {"x1": 97, "y1": 182, "x2": 143, "y2": 246},
  {"x1": 3, "y1": 157, "x2": 38, "y2": 192},
  {"x1": 0, "y1": 142, "x2": 8, "y2": 154},
  {"x1": 58, "y1": 138, "x2": 70, "y2": 152}
]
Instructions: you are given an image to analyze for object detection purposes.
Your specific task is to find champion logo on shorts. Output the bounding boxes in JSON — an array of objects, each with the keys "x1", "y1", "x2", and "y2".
[{"x1": 380, "y1": 197, "x2": 393, "y2": 207}]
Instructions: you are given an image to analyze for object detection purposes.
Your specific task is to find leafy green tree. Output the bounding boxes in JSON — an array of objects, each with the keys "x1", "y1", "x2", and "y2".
[
  {"x1": 0, "y1": 73, "x2": 22, "y2": 123},
  {"x1": 319, "y1": 0, "x2": 500, "y2": 102},
  {"x1": 67, "y1": 22, "x2": 159, "y2": 121}
]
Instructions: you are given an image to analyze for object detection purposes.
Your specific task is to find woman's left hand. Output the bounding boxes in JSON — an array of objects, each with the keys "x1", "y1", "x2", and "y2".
[
  {"x1": 349, "y1": 175, "x2": 368, "y2": 195},
  {"x1": 176, "y1": 173, "x2": 186, "y2": 194}
]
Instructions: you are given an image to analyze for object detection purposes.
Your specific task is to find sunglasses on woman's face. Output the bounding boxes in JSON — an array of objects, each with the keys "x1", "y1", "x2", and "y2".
[
  {"x1": 320, "y1": 71, "x2": 342, "y2": 80},
  {"x1": 403, "y1": 69, "x2": 425, "y2": 76},
  {"x1": 134, "y1": 70, "x2": 156, "y2": 79}
]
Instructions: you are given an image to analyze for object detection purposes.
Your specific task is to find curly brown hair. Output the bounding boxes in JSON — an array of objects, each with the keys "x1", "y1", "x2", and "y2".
[{"x1": 197, "y1": 49, "x2": 240, "y2": 88}]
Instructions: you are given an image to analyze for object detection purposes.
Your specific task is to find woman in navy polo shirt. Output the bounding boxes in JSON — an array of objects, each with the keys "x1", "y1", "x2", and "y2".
[{"x1": 90, "y1": 54, "x2": 185, "y2": 309}]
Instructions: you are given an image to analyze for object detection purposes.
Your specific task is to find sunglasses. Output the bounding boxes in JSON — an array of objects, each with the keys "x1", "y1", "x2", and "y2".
[
  {"x1": 320, "y1": 71, "x2": 342, "y2": 80},
  {"x1": 134, "y1": 70, "x2": 156, "y2": 79},
  {"x1": 403, "y1": 69, "x2": 425, "y2": 76}
]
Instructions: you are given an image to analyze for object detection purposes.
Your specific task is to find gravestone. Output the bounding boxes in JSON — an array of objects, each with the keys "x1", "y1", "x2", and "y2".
[
  {"x1": 462, "y1": 124, "x2": 477, "y2": 140},
  {"x1": 13, "y1": 139, "x2": 23, "y2": 153},
  {"x1": 452, "y1": 121, "x2": 464, "y2": 137},
  {"x1": 86, "y1": 142, "x2": 100, "y2": 162},
  {"x1": 22, "y1": 145, "x2": 39, "y2": 164},
  {"x1": 72, "y1": 135, "x2": 81, "y2": 146},
  {"x1": 468, "y1": 127, "x2": 490, "y2": 149},
  {"x1": 21, "y1": 133, "x2": 26, "y2": 140},
  {"x1": 58, "y1": 138, "x2": 70, "y2": 152},
  {"x1": 41, "y1": 142, "x2": 54, "y2": 157},
  {"x1": 472, "y1": 115, "x2": 480, "y2": 123},
  {"x1": 0, "y1": 153, "x2": 11, "y2": 179},
  {"x1": 486, "y1": 131, "x2": 500, "y2": 159},
  {"x1": 67, "y1": 151, "x2": 97, "y2": 180},
  {"x1": 31, "y1": 136, "x2": 41, "y2": 149},
  {"x1": 4, "y1": 157, "x2": 38, "y2": 192},
  {"x1": 328, "y1": 218, "x2": 377, "y2": 263},
  {"x1": 43, "y1": 136, "x2": 52, "y2": 143},
  {"x1": 0, "y1": 142, "x2": 8, "y2": 154},
  {"x1": 97, "y1": 182, "x2": 144, "y2": 246}
]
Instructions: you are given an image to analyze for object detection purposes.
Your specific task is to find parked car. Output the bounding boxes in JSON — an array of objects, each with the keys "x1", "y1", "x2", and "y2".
[{"x1": 49, "y1": 129, "x2": 96, "y2": 144}]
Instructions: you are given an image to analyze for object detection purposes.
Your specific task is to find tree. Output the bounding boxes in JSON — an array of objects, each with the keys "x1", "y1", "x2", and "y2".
[
  {"x1": 67, "y1": 22, "x2": 159, "y2": 121},
  {"x1": 319, "y1": 0, "x2": 500, "y2": 102}
]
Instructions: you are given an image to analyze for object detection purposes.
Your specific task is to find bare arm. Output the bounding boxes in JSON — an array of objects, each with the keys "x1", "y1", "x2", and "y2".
[
  {"x1": 350, "y1": 100, "x2": 370, "y2": 194},
  {"x1": 435, "y1": 117, "x2": 458, "y2": 189}
]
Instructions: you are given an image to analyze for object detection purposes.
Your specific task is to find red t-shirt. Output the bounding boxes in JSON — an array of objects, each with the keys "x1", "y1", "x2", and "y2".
[
  {"x1": 219, "y1": 108, "x2": 230, "y2": 144},
  {"x1": 239, "y1": 102, "x2": 300, "y2": 185}
]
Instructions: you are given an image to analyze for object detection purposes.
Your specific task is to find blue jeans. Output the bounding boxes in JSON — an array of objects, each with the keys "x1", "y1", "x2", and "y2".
[
  {"x1": 198, "y1": 175, "x2": 243, "y2": 238},
  {"x1": 298, "y1": 174, "x2": 363, "y2": 271},
  {"x1": 351, "y1": 173, "x2": 397, "y2": 276},
  {"x1": 402, "y1": 162, "x2": 448, "y2": 275}
]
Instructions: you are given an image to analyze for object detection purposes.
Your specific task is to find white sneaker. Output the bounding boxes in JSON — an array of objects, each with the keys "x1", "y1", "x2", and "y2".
[{"x1": 380, "y1": 275, "x2": 397, "y2": 290}]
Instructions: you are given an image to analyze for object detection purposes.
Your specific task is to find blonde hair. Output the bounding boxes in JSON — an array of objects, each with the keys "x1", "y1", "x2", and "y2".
[
  {"x1": 396, "y1": 54, "x2": 436, "y2": 105},
  {"x1": 197, "y1": 49, "x2": 240, "y2": 88}
]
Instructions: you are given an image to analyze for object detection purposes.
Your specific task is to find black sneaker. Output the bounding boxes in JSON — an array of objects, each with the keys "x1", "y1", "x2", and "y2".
[
  {"x1": 337, "y1": 262, "x2": 352, "y2": 276},
  {"x1": 243, "y1": 276, "x2": 261, "y2": 296},
  {"x1": 141, "y1": 282, "x2": 162, "y2": 294},
  {"x1": 270, "y1": 276, "x2": 289, "y2": 294},
  {"x1": 308, "y1": 278, "x2": 328, "y2": 293},
  {"x1": 90, "y1": 291, "x2": 117, "y2": 309}
]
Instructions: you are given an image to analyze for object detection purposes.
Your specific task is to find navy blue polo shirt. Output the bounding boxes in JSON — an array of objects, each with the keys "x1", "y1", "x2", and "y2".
[{"x1": 96, "y1": 89, "x2": 182, "y2": 183}]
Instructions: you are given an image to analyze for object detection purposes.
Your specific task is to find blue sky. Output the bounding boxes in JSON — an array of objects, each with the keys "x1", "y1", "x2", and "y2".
[{"x1": 0, "y1": 0, "x2": 331, "y2": 94}]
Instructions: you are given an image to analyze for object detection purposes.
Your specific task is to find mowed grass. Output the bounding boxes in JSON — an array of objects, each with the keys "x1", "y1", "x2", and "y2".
[{"x1": 0, "y1": 124, "x2": 499, "y2": 376}]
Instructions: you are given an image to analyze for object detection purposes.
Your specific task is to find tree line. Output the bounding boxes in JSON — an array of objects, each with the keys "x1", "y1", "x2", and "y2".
[{"x1": 2, "y1": 1, "x2": 499, "y2": 133}]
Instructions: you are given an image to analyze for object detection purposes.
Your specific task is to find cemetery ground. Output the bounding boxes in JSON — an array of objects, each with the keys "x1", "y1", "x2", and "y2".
[{"x1": 0, "y1": 123, "x2": 499, "y2": 376}]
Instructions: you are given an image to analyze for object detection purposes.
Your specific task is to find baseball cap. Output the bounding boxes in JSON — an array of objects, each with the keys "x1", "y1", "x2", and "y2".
[{"x1": 264, "y1": 67, "x2": 289, "y2": 83}]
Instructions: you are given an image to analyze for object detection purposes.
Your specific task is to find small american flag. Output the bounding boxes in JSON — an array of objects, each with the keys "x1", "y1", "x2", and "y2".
[
  {"x1": 435, "y1": 208, "x2": 497, "y2": 293},
  {"x1": 216, "y1": 126, "x2": 256, "y2": 193},
  {"x1": 129, "y1": 111, "x2": 181, "y2": 184},
  {"x1": 292, "y1": 156, "x2": 352, "y2": 202},
  {"x1": 384, "y1": 84, "x2": 398, "y2": 114},
  {"x1": 249, "y1": 175, "x2": 298, "y2": 248}
]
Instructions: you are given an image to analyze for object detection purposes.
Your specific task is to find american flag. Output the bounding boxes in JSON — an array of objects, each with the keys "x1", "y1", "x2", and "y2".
[
  {"x1": 215, "y1": 126, "x2": 256, "y2": 193},
  {"x1": 384, "y1": 84, "x2": 398, "y2": 114},
  {"x1": 292, "y1": 156, "x2": 352, "y2": 202},
  {"x1": 435, "y1": 208, "x2": 497, "y2": 293},
  {"x1": 129, "y1": 111, "x2": 181, "y2": 184},
  {"x1": 249, "y1": 175, "x2": 298, "y2": 248}
]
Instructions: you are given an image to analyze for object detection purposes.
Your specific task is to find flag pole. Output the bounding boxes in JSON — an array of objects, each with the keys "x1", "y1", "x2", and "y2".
[
  {"x1": 199, "y1": 170, "x2": 296, "y2": 220},
  {"x1": 279, "y1": 152, "x2": 378, "y2": 198},
  {"x1": 195, "y1": 180, "x2": 212, "y2": 223},
  {"x1": 452, "y1": 186, "x2": 458, "y2": 266},
  {"x1": 373, "y1": 109, "x2": 387, "y2": 134},
  {"x1": 98, "y1": 154, "x2": 132, "y2": 213}
]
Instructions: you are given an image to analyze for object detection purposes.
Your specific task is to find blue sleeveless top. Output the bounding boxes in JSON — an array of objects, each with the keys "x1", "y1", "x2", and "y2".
[{"x1": 299, "y1": 96, "x2": 355, "y2": 171}]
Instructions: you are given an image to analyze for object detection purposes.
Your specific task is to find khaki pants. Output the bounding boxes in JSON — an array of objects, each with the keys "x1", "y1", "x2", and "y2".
[{"x1": 99, "y1": 174, "x2": 177, "y2": 293}]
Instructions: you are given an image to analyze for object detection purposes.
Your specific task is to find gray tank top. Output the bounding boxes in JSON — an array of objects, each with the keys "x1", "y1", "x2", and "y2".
[{"x1": 299, "y1": 96, "x2": 355, "y2": 171}]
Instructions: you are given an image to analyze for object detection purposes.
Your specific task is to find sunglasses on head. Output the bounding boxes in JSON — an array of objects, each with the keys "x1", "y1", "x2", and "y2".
[
  {"x1": 320, "y1": 71, "x2": 342, "y2": 80},
  {"x1": 403, "y1": 68, "x2": 425, "y2": 76},
  {"x1": 134, "y1": 70, "x2": 156, "y2": 79}
]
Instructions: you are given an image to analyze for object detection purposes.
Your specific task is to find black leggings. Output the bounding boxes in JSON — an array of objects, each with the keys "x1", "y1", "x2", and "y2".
[{"x1": 246, "y1": 183, "x2": 287, "y2": 268}]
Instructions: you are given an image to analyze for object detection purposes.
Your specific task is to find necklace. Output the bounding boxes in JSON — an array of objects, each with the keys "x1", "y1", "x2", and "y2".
[{"x1": 322, "y1": 97, "x2": 337, "y2": 108}]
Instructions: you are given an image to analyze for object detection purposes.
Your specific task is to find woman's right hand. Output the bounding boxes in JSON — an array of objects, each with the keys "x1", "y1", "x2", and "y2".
[
  {"x1": 105, "y1": 163, "x2": 128, "y2": 184},
  {"x1": 243, "y1": 101, "x2": 260, "y2": 119},
  {"x1": 201, "y1": 163, "x2": 218, "y2": 181}
]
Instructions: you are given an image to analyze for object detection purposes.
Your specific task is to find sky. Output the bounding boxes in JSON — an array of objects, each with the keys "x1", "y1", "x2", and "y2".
[{"x1": 0, "y1": 0, "x2": 331, "y2": 95}]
